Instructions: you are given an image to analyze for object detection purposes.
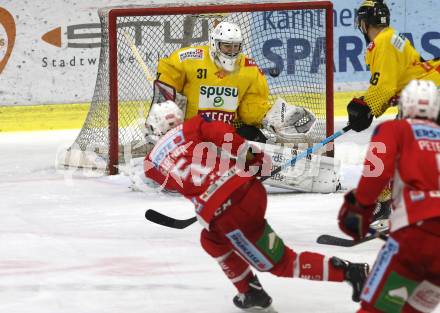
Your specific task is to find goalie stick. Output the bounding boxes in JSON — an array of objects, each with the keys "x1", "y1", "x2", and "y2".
[
  {"x1": 316, "y1": 230, "x2": 389, "y2": 247},
  {"x1": 145, "y1": 125, "x2": 352, "y2": 229},
  {"x1": 122, "y1": 31, "x2": 155, "y2": 84}
]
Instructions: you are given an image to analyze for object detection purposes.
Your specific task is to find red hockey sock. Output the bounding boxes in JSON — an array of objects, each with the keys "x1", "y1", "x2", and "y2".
[
  {"x1": 327, "y1": 256, "x2": 345, "y2": 282},
  {"x1": 271, "y1": 249, "x2": 344, "y2": 282},
  {"x1": 216, "y1": 251, "x2": 254, "y2": 293}
]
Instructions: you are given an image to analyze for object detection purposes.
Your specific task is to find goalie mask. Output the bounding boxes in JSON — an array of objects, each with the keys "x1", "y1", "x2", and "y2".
[
  {"x1": 399, "y1": 80, "x2": 440, "y2": 122},
  {"x1": 209, "y1": 21, "x2": 243, "y2": 72},
  {"x1": 263, "y1": 98, "x2": 316, "y2": 143},
  {"x1": 145, "y1": 100, "x2": 184, "y2": 143}
]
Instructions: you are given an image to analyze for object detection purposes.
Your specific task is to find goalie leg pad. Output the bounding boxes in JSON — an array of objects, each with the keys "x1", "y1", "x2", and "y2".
[{"x1": 252, "y1": 141, "x2": 341, "y2": 193}]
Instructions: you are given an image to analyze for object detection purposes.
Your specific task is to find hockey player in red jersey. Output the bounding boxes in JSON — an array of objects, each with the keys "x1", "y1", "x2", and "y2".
[
  {"x1": 144, "y1": 100, "x2": 369, "y2": 312},
  {"x1": 338, "y1": 80, "x2": 440, "y2": 313}
]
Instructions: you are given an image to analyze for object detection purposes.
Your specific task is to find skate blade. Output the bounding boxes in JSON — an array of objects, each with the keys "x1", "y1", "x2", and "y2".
[
  {"x1": 369, "y1": 219, "x2": 389, "y2": 232},
  {"x1": 242, "y1": 305, "x2": 278, "y2": 313}
]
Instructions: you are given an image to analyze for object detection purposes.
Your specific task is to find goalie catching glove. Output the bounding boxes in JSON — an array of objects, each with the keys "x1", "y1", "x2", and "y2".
[
  {"x1": 262, "y1": 97, "x2": 316, "y2": 143},
  {"x1": 338, "y1": 190, "x2": 376, "y2": 240}
]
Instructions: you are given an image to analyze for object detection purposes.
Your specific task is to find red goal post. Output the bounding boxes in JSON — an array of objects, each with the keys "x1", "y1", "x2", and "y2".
[{"x1": 62, "y1": 1, "x2": 334, "y2": 175}]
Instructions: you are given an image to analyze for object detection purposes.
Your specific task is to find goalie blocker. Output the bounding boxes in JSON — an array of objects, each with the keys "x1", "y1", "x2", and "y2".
[{"x1": 252, "y1": 141, "x2": 340, "y2": 193}]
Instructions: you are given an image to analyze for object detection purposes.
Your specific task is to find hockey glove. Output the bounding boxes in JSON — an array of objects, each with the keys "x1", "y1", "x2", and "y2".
[
  {"x1": 236, "y1": 125, "x2": 268, "y2": 143},
  {"x1": 244, "y1": 150, "x2": 265, "y2": 177},
  {"x1": 338, "y1": 190, "x2": 375, "y2": 240},
  {"x1": 243, "y1": 146, "x2": 272, "y2": 178},
  {"x1": 347, "y1": 98, "x2": 373, "y2": 132}
]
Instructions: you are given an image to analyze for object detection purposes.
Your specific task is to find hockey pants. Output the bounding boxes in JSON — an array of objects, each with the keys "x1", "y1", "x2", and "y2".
[
  {"x1": 200, "y1": 179, "x2": 345, "y2": 293},
  {"x1": 358, "y1": 217, "x2": 440, "y2": 313}
]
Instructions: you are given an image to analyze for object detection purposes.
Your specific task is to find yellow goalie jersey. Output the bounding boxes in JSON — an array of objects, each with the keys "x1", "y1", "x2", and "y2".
[
  {"x1": 156, "y1": 45, "x2": 270, "y2": 126},
  {"x1": 364, "y1": 27, "x2": 440, "y2": 117}
]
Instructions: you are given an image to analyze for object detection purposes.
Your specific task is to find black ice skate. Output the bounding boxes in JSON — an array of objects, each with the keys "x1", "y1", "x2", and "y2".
[
  {"x1": 233, "y1": 275, "x2": 277, "y2": 312},
  {"x1": 331, "y1": 256, "x2": 370, "y2": 302},
  {"x1": 370, "y1": 199, "x2": 392, "y2": 232}
]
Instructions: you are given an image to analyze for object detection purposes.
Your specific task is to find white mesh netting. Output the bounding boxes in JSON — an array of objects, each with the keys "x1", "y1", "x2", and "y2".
[{"x1": 61, "y1": 2, "x2": 333, "y2": 172}]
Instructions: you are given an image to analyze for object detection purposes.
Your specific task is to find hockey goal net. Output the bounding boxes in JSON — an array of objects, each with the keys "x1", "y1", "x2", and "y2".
[{"x1": 60, "y1": 1, "x2": 334, "y2": 175}]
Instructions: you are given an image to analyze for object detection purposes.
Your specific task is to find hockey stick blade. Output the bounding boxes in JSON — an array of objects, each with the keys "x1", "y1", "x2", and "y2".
[
  {"x1": 145, "y1": 209, "x2": 197, "y2": 229},
  {"x1": 316, "y1": 231, "x2": 388, "y2": 247}
]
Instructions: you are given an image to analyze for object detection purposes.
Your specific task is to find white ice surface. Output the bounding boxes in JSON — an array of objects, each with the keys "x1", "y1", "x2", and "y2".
[{"x1": 1, "y1": 120, "x2": 438, "y2": 313}]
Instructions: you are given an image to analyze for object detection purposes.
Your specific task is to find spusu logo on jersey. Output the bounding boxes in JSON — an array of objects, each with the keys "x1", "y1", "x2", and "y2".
[
  {"x1": 200, "y1": 86, "x2": 239, "y2": 100},
  {"x1": 199, "y1": 85, "x2": 238, "y2": 111},
  {"x1": 198, "y1": 85, "x2": 239, "y2": 123}
]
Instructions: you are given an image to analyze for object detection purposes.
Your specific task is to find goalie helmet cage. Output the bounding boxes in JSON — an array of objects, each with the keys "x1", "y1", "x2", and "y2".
[{"x1": 63, "y1": 1, "x2": 334, "y2": 175}]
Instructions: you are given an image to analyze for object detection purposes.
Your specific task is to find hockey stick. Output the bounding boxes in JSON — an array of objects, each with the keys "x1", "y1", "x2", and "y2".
[
  {"x1": 145, "y1": 125, "x2": 352, "y2": 229},
  {"x1": 122, "y1": 30, "x2": 155, "y2": 85},
  {"x1": 316, "y1": 230, "x2": 389, "y2": 247},
  {"x1": 268, "y1": 125, "x2": 351, "y2": 178},
  {"x1": 145, "y1": 209, "x2": 197, "y2": 229}
]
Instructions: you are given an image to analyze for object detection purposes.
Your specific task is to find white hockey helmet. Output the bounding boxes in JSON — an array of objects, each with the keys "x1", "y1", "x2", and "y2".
[
  {"x1": 209, "y1": 21, "x2": 243, "y2": 72},
  {"x1": 145, "y1": 100, "x2": 184, "y2": 143},
  {"x1": 399, "y1": 80, "x2": 440, "y2": 121}
]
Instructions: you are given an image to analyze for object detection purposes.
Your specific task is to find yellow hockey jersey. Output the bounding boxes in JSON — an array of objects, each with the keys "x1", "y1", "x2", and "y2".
[
  {"x1": 364, "y1": 27, "x2": 440, "y2": 117},
  {"x1": 156, "y1": 45, "x2": 270, "y2": 126}
]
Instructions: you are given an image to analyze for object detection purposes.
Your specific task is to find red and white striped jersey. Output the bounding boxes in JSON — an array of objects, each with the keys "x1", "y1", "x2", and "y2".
[{"x1": 356, "y1": 118, "x2": 440, "y2": 231}]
